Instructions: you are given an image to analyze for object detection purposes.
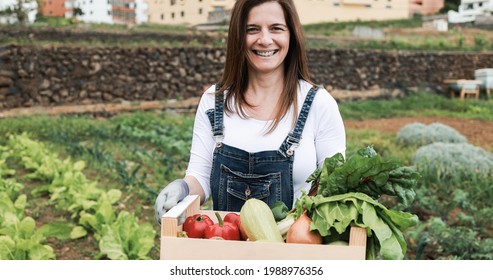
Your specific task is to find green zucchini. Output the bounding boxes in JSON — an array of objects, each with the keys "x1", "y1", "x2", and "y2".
[{"x1": 240, "y1": 199, "x2": 284, "y2": 243}]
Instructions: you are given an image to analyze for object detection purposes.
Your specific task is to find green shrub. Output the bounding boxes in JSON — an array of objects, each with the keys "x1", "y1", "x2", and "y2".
[
  {"x1": 417, "y1": 217, "x2": 493, "y2": 260},
  {"x1": 411, "y1": 142, "x2": 493, "y2": 180},
  {"x1": 396, "y1": 122, "x2": 467, "y2": 147}
]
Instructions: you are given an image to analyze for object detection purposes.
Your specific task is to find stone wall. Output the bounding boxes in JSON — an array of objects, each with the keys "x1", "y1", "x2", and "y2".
[{"x1": 1, "y1": 44, "x2": 492, "y2": 110}]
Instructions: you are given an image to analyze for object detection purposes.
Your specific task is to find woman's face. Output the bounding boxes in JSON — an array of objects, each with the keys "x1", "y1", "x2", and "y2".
[{"x1": 245, "y1": 2, "x2": 290, "y2": 76}]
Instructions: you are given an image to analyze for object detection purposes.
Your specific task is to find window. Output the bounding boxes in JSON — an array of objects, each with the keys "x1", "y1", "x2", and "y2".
[
  {"x1": 161, "y1": 14, "x2": 164, "y2": 20},
  {"x1": 171, "y1": 0, "x2": 176, "y2": 5},
  {"x1": 181, "y1": 11, "x2": 185, "y2": 17},
  {"x1": 171, "y1": 12, "x2": 175, "y2": 18},
  {"x1": 199, "y1": 8, "x2": 202, "y2": 14}
]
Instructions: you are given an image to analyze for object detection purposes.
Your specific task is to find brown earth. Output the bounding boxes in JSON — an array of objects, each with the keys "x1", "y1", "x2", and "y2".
[{"x1": 344, "y1": 116, "x2": 493, "y2": 151}]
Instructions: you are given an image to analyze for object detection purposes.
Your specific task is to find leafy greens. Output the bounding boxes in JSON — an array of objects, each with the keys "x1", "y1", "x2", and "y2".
[
  {"x1": 295, "y1": 192, "x2": 419, "y2": 260},
  {"x1": 307, "y1": 146, "x2": 420, "y2": 208}
]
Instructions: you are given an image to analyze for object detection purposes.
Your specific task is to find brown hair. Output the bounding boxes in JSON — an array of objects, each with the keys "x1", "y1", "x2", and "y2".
[{"x1": 218, "y1": 0, "x2": 313, "y2": 133}]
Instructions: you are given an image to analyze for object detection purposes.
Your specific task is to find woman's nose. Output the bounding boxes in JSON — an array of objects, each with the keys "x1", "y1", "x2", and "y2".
[{"x1": 257, "y1": 31, "x2": 273, "y2": 45}]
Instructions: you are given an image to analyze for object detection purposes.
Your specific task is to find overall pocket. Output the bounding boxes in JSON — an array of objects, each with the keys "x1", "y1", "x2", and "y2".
[{"x1": 219, "y1": 165, "x2": 281, "y2": 212}]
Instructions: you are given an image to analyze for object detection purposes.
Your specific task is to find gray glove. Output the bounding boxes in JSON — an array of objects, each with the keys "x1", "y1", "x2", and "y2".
[{"x1": 155, "y1": 179, "x2": 189, "y2": 225}]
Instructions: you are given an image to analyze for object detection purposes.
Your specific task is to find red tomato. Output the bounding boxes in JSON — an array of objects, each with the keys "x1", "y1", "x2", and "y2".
[
  {"x1": 223, "y1": 213, "x2": 248, "y2": 241},
  {"x1": 183, "y1": 214, "x2": 214, "y2": 238}
]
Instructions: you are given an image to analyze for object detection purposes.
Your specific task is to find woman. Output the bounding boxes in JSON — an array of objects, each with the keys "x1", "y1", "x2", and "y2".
[{"x1": 155, "y1": 0, "x2": 345, "y2": 222}]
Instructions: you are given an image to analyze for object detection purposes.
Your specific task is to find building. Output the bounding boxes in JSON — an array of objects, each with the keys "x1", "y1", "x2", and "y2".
[
  {"x1": 298, "y1": 0, "x2": 410, "y2": 24},
  {"x1": 448, "y1": 0, "x2": 493, "y2": 23},
  {"x1": 145, "y1": 0, "x2": 235, "y2": 26},
  {"x1": 144, "y1": 0, "x2": 413, "y2": 26},
  {"x1": 39, "y1": 0, "x2": 67, "y2": 17},
  {"x1": 409, "y1": 0, "x2": 444, "y2": 17},
  {"x1": 63, "y1": 0, "x2": 148, "y2": 25},
  {"x1": 0, "y1": 0, "x2": 38, "y2": 24}
]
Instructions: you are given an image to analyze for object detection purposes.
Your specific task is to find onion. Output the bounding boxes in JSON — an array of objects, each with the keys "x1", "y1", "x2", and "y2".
[{"x1": 286, "y1": 211, "x2": 322, "y2": 244}]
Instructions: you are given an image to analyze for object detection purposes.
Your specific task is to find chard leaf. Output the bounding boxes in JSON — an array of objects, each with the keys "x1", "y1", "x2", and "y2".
[
  {"x1": 0, "y1": 236, "x2": 15, "y2": 260},
  {"x1": 99, "y1": 224, "x2": 128, "y2": 260},
  {"x1": 70, "y1": 226, "x2": 88, "y2": 239},
  {"x1": 14, "y1": 194, "x2": 27, "y2": 213},
  {"x1": 309, "y1": 146, "x2": 419, "y2": 207},
  {"x1": 38, "y1": 223, "x2": 75, "y2": 240},
  {"x1": 28, "y1": 244, "x2": 55, "y2": 260},
  {"x1": 73, "y1": 160, "x2": 86, "y2": 171},
  {"x1": 19, "y1": 217, "x2": 36, "y2": 239},
  {"x1": 106, "y1": 189, "x2": 122, "y2": 204}
]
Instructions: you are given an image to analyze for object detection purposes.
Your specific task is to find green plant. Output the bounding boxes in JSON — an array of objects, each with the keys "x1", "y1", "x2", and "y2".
[
  {"x1": 0, "y1": 193, "x2": 55, "y2": 260},
  {"x1": 396, "y1": 122, "x2": 467, "y2": 147},
  {"x1": 411, "y1": 142, "x2": 493, "y2": 221},
  {"x1": 3, "y1": 133, "x2": 156, "y2": 259},
  {"x1": 412, "y1": 142, "x2": 493, "y2": 180},
  {"x1": 417, "y1": 217, "x2": 493, "y2": 260},
  {"x1": 97, "y1": 211, "x2": 156, "y2": 260}
]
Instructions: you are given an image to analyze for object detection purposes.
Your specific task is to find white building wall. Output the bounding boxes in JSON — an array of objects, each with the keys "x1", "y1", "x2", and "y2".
[
  {"x1": 73, "y1": 0, "x2": 113, "y2": 24},
  {"x1": 0, "y1": 0, "x2": 38, "y2": 24},
  {"x1": 135, "y1": 0, "x2": 149, "y2": 24}
]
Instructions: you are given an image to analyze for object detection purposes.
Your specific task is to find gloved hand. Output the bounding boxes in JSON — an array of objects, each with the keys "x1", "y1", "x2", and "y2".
[{"x1": 155, "y1": 179, "x2": 189, "y2": 225}]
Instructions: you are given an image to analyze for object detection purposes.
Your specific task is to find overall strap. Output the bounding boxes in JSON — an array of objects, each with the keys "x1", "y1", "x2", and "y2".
[
  {"x1": 205, "y1": 84, "x2": 225, "y2": 145},
  {"x1": 278, "y1": 85, "x2": 319, "y2": 157}
]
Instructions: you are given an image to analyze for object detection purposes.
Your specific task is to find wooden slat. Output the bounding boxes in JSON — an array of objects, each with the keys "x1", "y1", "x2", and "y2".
[
  {"x1": 161, "y1": 195, "x2": 200, "y2": 237},
  {"x1": 349, "y1": 226, "x2": 367, "y2": 247}
]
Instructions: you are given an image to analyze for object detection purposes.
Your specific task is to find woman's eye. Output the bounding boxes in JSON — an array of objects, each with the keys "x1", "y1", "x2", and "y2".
[
  {"x1": 246, "y1": 27, "x2": 259, "y2": 33},
  {"x1": 271, "y1": 25, "x2": 286, "y2": 32}
]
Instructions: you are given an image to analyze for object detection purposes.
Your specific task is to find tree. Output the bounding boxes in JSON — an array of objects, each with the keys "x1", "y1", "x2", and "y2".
[
  {"x1": 0, "y1": 0, "x2": 40, "y2": 25},
  {"x1": 440, "y1": 0, "x2": 461, "y2": 13}
]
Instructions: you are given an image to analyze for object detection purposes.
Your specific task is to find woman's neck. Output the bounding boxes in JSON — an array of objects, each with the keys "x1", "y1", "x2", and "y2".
[{"x1": 244, "y1": 72, "x2": 285, "y2": 120}]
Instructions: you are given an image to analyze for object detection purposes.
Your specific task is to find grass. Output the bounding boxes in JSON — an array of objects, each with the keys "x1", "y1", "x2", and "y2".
[
  {"x1": 339, "y1": 91, "x2": 493, "y2": 121},
  {"x1": 302, "y1": 15, "x2": 424, "y2": 37}
]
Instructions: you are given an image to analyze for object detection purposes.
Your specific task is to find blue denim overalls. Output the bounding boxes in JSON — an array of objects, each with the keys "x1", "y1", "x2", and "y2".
[{"x1": 206, "y1": 85, "x2": 319, "y2": 211}]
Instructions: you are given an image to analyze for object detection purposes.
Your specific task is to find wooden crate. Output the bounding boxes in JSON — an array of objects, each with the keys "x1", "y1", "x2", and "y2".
[{"x1": 161, "y1": 195, "x2": 367, "y2": 260}]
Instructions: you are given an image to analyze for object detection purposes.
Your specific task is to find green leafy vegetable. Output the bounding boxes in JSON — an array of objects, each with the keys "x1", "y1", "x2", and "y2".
[
  {"x1": 270, "y1": 201, "x2": 289, "y2": 222},
  {"x1": 295, "y1": 192, "x2": 419, "y2": 260},
  {"x1": 97, "y1": 211, "x2": 156, "y2": 260},
  {"x1": 307, "y1": 146, "x2": 420, "y2": 208}
]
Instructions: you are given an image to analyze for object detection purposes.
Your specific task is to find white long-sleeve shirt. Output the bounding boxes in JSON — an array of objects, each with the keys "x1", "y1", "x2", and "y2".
[{"x1": 185, "y1": 80, "x2": 346, "y2": 204}]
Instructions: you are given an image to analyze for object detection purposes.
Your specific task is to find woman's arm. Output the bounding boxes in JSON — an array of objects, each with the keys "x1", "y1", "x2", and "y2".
[{"x1": 184, "y1": 175, "x2": 206, "y2": 204}]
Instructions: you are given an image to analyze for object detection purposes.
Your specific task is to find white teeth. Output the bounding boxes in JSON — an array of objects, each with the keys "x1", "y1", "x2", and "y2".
[{"x1": 255, "y1": 50, "x2": 276, "y2": 57}]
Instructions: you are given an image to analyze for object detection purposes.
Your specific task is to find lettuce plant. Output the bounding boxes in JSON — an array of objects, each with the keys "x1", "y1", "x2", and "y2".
[{"x1": 0, "y1": 193, "x2": 55, "y2": 260}]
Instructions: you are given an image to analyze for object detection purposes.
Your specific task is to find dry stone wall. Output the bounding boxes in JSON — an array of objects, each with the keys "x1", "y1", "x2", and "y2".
[{"x1": 1, "y1": 44, "x2": 492, "y2": 110}]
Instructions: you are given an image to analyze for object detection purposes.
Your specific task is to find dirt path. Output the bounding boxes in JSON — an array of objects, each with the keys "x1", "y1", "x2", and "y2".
[{"x1": 344, "y1": 116, "x2": 493, "y2": 150}]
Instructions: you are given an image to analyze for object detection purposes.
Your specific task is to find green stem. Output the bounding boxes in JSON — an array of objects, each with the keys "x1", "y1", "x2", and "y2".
[{"x1": 214, "y1": 212, "x2": 224, "y2": 227}]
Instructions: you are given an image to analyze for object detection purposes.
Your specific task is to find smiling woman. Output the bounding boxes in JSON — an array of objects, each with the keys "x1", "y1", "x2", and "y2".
[{"x1": 155, "y1": 0, "x2": 347, "y2": 228}]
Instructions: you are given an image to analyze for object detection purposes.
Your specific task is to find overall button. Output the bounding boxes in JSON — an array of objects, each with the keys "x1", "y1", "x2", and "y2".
[{"x1": 245, "y1": 186, "x2": 251, "y2": 197}]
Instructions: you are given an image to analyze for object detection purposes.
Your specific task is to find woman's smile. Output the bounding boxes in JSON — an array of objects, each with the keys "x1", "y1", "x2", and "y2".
[{"x1": 252, "y1": 50, "x2": 279, "y2": 57}]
